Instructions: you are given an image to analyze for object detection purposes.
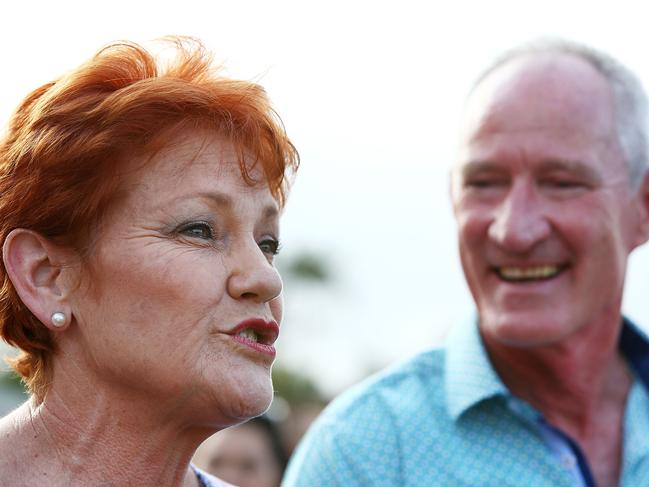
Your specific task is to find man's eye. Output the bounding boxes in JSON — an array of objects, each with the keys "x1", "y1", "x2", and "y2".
[
  {"x1": 258, "y1": 238, "x2": 280, "y2": 256},
  {"x1": 465, "y1": 178, "x2": 507, "y2": 189},
  {"x1": 543, "y1": 179, "x2": 582, "y2": 188},
  {"x1": 539, "y1": 178, "x2": 590, "y2": 195},
  {"x1": 178, "y1": 221, "x2": 214, "y2": 240}
]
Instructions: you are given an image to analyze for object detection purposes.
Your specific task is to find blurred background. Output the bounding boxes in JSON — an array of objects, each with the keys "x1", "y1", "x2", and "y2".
[{"x1": 2, "y1": 1, "x2": 649, "y2": 481}]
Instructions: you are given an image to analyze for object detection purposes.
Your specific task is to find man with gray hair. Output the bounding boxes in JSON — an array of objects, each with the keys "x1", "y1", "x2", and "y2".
[{"x1": 283, "y1": 40, "x2": 649, "y2": 487}]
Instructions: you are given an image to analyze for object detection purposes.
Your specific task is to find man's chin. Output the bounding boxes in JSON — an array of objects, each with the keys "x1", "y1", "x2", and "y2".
[{"x1": 479, "y1": 312, "x2": 572, "y2": 349}]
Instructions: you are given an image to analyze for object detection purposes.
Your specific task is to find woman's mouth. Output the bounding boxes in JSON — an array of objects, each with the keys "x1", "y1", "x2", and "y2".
[{"x1": 230, "y1": 319, "x2": 279, "y2": 357}]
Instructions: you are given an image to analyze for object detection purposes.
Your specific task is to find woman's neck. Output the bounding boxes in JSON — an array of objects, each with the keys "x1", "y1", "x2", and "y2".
[{"x1": 0, "y1": 387, "x2": 213, "y2": 487}]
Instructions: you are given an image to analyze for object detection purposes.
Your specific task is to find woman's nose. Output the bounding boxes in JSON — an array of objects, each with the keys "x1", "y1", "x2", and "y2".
[{"x1": 226, "y1": 241, "x2": 283, "y2": 304}]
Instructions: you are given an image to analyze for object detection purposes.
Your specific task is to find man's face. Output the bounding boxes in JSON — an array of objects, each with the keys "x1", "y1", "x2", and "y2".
[{"x1": 451, "y1": 53, "x2": 649, "y2": 348}]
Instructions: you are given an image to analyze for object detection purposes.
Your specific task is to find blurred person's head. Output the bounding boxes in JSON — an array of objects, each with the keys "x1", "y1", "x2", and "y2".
[
  {"x1": 193, "y1": 416, "x2": 288, "y2": 487},
  {"x1": 282, "y1": 400, "x2": 327, "y2": 455},
  {"x1": 450, "y1": 39, "x2": 649, "y2": 349}
]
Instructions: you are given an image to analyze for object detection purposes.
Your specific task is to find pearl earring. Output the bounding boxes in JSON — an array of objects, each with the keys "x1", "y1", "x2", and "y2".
[{"x1": 51, "y1": 312, "x2": 67, "y2": 328}]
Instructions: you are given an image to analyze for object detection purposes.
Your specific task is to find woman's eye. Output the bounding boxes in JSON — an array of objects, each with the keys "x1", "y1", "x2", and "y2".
[
  {"x1": 178, "y1": 221, "x2": 214, "y2": 240},
  {"x1": 258, "y1": 237, "x2": 280, "y2": 256}
]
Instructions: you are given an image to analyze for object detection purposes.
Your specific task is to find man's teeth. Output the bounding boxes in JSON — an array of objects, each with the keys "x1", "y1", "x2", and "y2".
[
  {"x1": 237, "y1": 329, "x2": 259, "y2": 342},
  {"x1": 498, "y1": 265, "x2": 561, "y2": 281}
]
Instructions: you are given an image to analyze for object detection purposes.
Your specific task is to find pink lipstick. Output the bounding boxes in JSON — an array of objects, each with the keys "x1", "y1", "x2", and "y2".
[{"x1": 230, "y1": 318, "x2": 279, "y2": 357}]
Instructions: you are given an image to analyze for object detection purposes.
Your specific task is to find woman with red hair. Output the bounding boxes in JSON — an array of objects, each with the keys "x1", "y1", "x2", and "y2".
[{"x1": 0, "y1": 37, "x2": 298, "y2": 486}]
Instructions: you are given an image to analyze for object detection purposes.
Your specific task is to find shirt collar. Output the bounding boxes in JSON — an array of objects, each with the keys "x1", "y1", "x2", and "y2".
[
  {"x1": 444, "y1": 317, "x2": 508, "y2": 420},
  {"x1": 444, "y1": 316, "x2": 649, "y2": 421},
  {"x1": 620, "y1": 316, "x2": 649, "y2": 389}
]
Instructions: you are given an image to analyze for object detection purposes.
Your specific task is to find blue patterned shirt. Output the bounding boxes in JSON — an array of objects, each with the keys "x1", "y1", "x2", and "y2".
[
  {"x1": 282, "y1": 319, "x2": 649, "y2": 486},
  {"x1": 193, "y1": 464, "x2": 236, "y2": 486}
]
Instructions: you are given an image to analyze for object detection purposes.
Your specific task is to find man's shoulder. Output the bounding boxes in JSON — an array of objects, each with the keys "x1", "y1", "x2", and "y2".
[
  {"x1": 328, "y1": 347, "x2": 447, "y2": 420},
  {"x1": 283, "y1": 348, "x2": 449, "y2": 486}
]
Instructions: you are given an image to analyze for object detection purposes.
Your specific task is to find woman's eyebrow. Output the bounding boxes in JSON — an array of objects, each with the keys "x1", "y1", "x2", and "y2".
[{"x1": 196, "y1": 190, "x2": 280, "y2": 221}]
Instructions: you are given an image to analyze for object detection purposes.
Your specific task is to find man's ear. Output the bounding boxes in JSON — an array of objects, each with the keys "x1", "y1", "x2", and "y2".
[
  {"x1": 631, "y1": 171, "x2": 649, "y2": 248},
  {"x1": 449, "y1": 167, "x2": 460, "y2": 215},
  {"x1": 2, "y1": 229, "x2": 74, "y2": 331}
]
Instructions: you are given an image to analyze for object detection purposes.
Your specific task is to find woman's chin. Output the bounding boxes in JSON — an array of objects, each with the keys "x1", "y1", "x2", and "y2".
[
  {"x1": 235, "y1": 388, "x2": 273, "y2": 420},
  {"x1": 205, "y1": 373, "x2": 274, "y2": 425}
]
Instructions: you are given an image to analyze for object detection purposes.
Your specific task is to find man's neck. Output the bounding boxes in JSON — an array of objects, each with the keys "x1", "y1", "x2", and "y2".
[
  {"x1": 483, "y1": 316, "x2": 630, "y2": 423},
  {"x1": 482, "y1": 316, "x2": 633, "y2": 487}
]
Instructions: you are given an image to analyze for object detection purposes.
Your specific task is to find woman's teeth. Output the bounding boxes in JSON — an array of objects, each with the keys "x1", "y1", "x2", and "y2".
[
  {"x1": 237, "y1": 329, "x2": 259, "y2": 342},
  {"x1": 498, "y1": 265, "x2": 561, "y2": 281}
]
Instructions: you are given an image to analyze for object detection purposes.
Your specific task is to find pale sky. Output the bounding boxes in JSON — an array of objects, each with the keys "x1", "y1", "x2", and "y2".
[{"x1": 2, "y1": 0, "x2": 649, "y2": 395}]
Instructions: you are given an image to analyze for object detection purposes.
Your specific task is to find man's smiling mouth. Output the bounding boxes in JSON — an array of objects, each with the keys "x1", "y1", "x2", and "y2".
[{"x1": 495, "y1": 265, "x2": 566, "y2": 282}]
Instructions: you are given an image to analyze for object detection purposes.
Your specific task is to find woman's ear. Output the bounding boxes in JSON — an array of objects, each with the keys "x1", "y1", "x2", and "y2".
[{"x1": 2, "y1": 229, "x2": 74, "y2": 331}]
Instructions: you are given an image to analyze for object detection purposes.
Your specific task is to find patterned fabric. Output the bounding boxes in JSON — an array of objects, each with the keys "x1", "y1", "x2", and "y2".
[{"x1": 282, "y1": 319, "x2": 649, "y2": 487}]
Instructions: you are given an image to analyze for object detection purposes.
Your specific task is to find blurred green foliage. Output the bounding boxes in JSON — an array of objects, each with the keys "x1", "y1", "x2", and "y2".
[
  {"x1": 0, "y1": 370, "x2": 27, "y2": 397},
  {"x1": 275, "y1": 251, "x2": 333, "y2": 404},
  {"x1": 272, "y1": 366, "x2": 326, "y2": 405},
  {"x1": 282, "y1": 253, "x2": 331, "y2": 283},
  {"x1": 0, "y1": 370, "x2": 24, "y2": 391}
]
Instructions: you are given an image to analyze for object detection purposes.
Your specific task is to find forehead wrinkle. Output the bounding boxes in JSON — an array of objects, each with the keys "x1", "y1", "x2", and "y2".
[
  {"x1": 197, "y1": 191, "x2": 234, "y2": 209},
  {"x1": 461, "y1": 54, "x2": 620, "y2": 149},
  {"x1": 465, "y1": 112, "x2": 619, "y2": 148},
  {"x1": 195, "y1": 191, "x2": 278, "y2": 213}
]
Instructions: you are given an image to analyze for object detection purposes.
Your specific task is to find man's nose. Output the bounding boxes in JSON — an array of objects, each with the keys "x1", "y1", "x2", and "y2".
[{"x1": 488, "y1": 181, "x2": 551, "y2": 253}]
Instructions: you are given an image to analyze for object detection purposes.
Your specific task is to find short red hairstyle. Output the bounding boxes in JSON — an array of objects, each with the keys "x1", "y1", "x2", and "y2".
[{"x1": 0, "y1": 37, "x2": 299, "y2": 399}]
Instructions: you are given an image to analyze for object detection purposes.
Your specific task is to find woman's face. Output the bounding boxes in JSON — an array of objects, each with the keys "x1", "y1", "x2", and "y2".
[{"x1": 66, "y1": 130, "x2": 284, "y2": 423}]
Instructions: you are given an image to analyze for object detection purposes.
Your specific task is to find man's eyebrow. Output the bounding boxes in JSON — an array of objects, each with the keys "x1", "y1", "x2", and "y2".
[
  {"x1": 536, "y1": 159, "x2": 601, "y2": 181},
  {"x1": 458, "y1": 161, "x2": 505, "y2": 178},
  {"x1": 458, "y1": 159, "x2": 602, "y2": 181}
]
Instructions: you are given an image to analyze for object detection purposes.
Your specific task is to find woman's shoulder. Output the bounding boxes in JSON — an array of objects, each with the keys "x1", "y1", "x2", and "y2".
[
  {"x1": 0, "y1": 402, "x2": 40, "y2": 485},
  {"x1": 0, "y1": 401, "x2": 31, "y2": 453},
  {"x1": 192, "y1": 464, "x2": 237, "y2": 487}
]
